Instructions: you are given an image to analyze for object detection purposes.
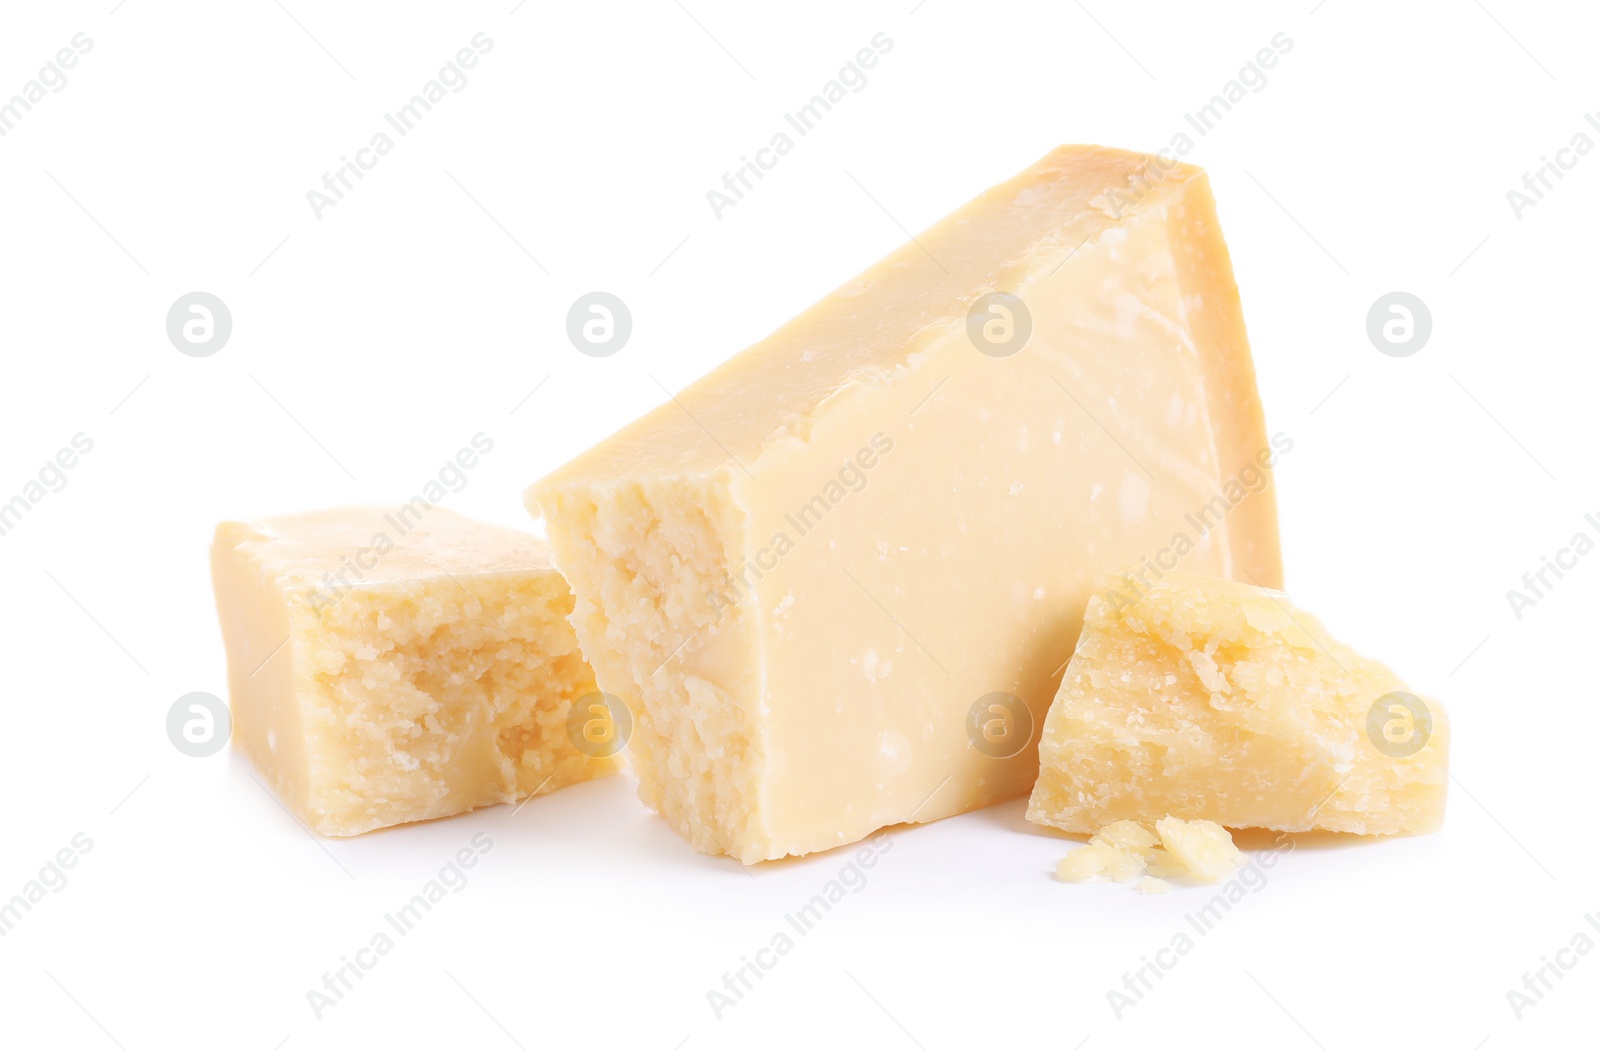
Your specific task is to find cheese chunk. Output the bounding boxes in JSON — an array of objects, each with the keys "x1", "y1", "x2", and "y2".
[
  {"x1": 1027, "y1": 570, "x2": 1449, "y2": 837},
  {"x1": 211, "y1": 508, "x2": 618, "y2": 836},
  {"x1": 530, "y1": 146, "x2": 1281, "y2": 862}
]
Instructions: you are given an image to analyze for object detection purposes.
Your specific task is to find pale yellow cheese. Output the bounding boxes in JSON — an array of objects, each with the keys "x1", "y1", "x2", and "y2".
[
  {"x1": 1154, "y1": 816, "x2": 1246, "y2": 880},
  {"x1": 530, "y1": 145, "x2": 1281, "y2": 863},
  {"x1": 211, "y1": 507, "x2": 618, "y2": 836},
  {"x1": 1058, "y1": 840, "x2": 1144, "y2": 884},
  {"x1": 1027, "y1": 570, "x2": 1449, "y2": 837},
  {"x1": 1098, "y1": 819, "x2": 1160, "y2": 854},
  {"x1": 1055, "y1": 816, "x2": 1243, "y2": 888}
]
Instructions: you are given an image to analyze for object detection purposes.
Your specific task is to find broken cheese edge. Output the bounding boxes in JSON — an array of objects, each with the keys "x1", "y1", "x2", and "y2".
[
  {"x1": 1028, "y1": 569, "x2": 1449, "y2": 837},
  {"x1": 211, "y1": 507, "x2": 620, "y2": 836},
  {"x1": 530, "y1": 145, "x2": 1281, "y2": 863}
]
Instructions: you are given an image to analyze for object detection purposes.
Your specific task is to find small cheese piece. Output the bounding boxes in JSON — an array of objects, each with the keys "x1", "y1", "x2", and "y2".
[
  {"x1": 1027, "y1": 570, "x2": 1449, "y2": 837},
  {"x1": 531, "y1": 145, "x2": 1281, "y2": 862},
  {"x1": 1155, "y1": 817, "x2": 1245, "y2": 881},
  {"x1": 211, "y1": 508, "x2": 619, "y2": 836},
  {"x1": 1057, "y1": 840, "x2": 1144, "y2": 883},
  {"x1": 1098, "y1": 819, "x2": 1160, "y2": 856},
  {"x1": 1144, "y1": 849, "x2": 1186, "y2": 881},
  {"x1": 1055, "y1": 816, "x2": 1243, "y2": 888}
]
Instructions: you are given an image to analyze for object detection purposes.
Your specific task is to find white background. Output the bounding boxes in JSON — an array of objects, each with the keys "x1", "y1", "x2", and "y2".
[{"x1": 1, "y1": 0, "x2": 1594, "y2": 1047}]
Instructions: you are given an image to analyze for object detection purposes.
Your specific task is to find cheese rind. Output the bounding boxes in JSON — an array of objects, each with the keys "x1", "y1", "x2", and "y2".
[
  {"x1": 211, "y1": 508, "x2": 618, "y2": 836},
  {"x1": 531, "y1": 146, "x2": 1281, "y2": 862},
  {"x1": 1026, "y1": 570, "x2": 1449, "y2": 837}
]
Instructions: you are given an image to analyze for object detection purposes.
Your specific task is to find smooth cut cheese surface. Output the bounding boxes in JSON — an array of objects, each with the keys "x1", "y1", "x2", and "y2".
[
  {"x1": 1027, "y1": 570, "x2": 1449, "y2": 837},
  {"x1": 212, "y1": 507, "x2": 618, "y2": 836},
  {"x1": 531, "y1": 145, "x2": 1282, "y2": 863}
]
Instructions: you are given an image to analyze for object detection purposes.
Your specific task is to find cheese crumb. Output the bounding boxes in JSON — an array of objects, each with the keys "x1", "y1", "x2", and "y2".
[
  {"x1": 1054, "y1": 816, "x2": 1245, "y2": 890},
  {"x1": 1155, "y1": 816, "x2": 1245, "y2": 881},
  {"x1": 1097, "y1": 819, "x2": 1159, "y2": 855}
]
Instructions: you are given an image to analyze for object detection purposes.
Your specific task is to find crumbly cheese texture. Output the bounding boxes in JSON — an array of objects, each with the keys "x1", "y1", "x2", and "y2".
[
  {"x1": 211, "y1": 508, "x2": 618, "y2": 836},
  {"x1": 530, "y1": 145, "x2": 1281, "y2": 863},
  {"x1": 1027, "y1": 570, "x2": 1449, "y2": 837},
  {"x1": 1055, "y1": 817, "x2": 1244, "y2": 890}
]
